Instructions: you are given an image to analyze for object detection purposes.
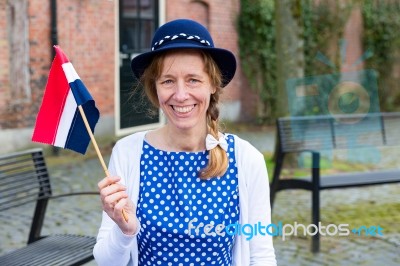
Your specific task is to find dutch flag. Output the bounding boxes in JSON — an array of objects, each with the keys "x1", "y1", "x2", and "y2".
[{"x1": 32, "y1": 45, "x2": 99, "y2": 154}]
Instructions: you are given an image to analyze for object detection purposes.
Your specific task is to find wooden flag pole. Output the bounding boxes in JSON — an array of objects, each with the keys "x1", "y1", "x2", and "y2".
[{"x1": 78, "y1": 105, "x2": 129, "y2": 222}]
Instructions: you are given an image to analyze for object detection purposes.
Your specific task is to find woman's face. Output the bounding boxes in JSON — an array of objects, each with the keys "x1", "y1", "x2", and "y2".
[{"x1": 156, "y1": 50, "x2": 215, "y2": 131}]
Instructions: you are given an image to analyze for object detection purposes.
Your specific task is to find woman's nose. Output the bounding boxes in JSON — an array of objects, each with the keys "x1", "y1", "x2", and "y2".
[{"x1": 173, "y1": 81, "x2": 189, "y2": 101}]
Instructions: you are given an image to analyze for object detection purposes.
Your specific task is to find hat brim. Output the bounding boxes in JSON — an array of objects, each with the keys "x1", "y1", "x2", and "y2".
[{"x1": 131, "y1": 43, "x2": 236, "y2": 87}]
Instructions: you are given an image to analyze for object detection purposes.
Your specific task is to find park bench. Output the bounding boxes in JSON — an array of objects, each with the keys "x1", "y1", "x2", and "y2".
[
  {"x1": 0, "y1": 148, "x2": 98, "y2": 266},
  {"x1": 270, "y1": 112, "x2": 400, "y2": 252}
]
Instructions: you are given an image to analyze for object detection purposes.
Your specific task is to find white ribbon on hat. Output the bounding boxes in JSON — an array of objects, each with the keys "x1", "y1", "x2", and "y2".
[{"x1": 205, "y1": 134, "x2": 228, "y2": 151}]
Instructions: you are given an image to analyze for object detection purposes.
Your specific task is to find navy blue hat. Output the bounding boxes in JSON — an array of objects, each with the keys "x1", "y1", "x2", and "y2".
[{"x1": 131, "y1": 19, "x2": 237, "y2": 87}]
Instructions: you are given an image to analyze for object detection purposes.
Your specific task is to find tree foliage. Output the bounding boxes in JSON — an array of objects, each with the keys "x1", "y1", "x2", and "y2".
[
  {"x1": 300, "y1": 0, "x2": 353, "y2": 76},
  {"x1": 237, "y1": 0, "x2": 277, "y2": 123},
  {"x1": 361, "y1": 0, "x2": 400, "y2": 111},
  {"x1": 238, "y1": 0, "x2": 400, "y2": 122},
  {"x1": 238, "y1": 0, "x2": 352, "y2": 122}
]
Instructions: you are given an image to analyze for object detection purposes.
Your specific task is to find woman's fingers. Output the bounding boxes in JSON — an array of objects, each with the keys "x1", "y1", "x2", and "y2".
[
  {"x1": 114, "y1": 198, "x2": 138, "y2": 235},
  {"x1": 97, "y1": 176, "x2": 128, "y2": 213},
  {"x1": 100, "y1": 183, "x2": 126, "y2": 198},
  {"x1": 98, "y1": 175, "x2": 121, "y2": 190},
  {"x1": 104, "y1": 191, "x2": 128, "y2": 209},
  {"x1": 96, "y1": 175, "x2": 139, "y2": 234},
  {"x1": 98, "y1": 176, "x2": 125, "y2": 199}
]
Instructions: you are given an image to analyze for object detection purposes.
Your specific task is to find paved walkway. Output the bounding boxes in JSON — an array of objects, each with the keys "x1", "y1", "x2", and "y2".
[{"x1": 1, "y1": 131, "x2": 399, "y2": 265}]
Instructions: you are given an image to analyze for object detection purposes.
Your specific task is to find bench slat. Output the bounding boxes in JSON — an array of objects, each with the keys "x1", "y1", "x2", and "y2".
[
  {"x1": 320, "y1": 169, "x2": 400, "y2": 189},
  {"x1": 0, "y1": 235, "x2": 96, "y2": 266},
  {"x1": 277, "y1": 113, "x2": 400, "y2": 152},
  {"x1": 0, "y1": 149, "x2": 52, "y2": 212},
  {"x1": 277, "y1": 169, "x2": 400, "y2": 191}
]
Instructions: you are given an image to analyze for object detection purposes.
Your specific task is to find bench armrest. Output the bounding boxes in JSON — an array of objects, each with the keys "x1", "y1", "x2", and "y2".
[{"x1": 29, "y1": 191, "x2": 100, "y2": 243}]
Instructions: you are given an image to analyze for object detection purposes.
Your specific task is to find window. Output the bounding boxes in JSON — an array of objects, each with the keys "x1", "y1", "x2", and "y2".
[{"x1": 117, "y1": 0, "x2": 162, "y2": 135}]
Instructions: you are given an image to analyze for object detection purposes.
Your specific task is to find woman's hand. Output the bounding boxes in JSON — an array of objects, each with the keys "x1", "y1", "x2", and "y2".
[{"x1": 98, "y1": 176, "x2": 138, "y2": 235}]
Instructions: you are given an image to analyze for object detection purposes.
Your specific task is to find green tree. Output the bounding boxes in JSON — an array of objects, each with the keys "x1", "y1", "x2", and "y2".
[
  {"x1": 238, "y1": 0, "x2": 353, "y2": 122},
  {"x1": 361, "y1": 0, "x2": 400, "y2": 111},
  {"x1": 238, "y1": 0, "x2": 277, "y2": 123},
  {"x1": 275, "y1": 0, "x2": 304, "y2": 118}
]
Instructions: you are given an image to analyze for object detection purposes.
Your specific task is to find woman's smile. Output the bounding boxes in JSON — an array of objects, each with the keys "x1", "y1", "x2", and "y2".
[{"x1": 171, "y1": 104, "x2": 196, "y2": 114}]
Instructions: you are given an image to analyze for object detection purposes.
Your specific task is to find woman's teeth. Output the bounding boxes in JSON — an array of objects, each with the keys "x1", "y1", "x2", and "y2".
[{"x1": 173, "y1": 105, "x2": 194, "y2": 113}]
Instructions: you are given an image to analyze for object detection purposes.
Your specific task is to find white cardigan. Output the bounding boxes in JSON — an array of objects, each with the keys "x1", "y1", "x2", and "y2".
[{"x1": 93, "y1": 131, "x2": 276, "y2": 265}]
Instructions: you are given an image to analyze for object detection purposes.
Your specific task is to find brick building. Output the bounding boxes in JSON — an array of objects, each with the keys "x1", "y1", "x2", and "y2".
[
  {"x1": 0, "y1": 0, "x2": 255, "y2": 152},
  {"x1": 0, "y1": 0, "x2": 365, "y2": 153}
]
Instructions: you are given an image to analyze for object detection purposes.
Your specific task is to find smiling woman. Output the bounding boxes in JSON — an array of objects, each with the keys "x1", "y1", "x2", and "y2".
[
  {"x1": 141, "y1": 49, "x2": 228, "y2": 178},
  {"x1": 144, "y1": 50, "x2": 214, "y2": 134},
  {"x1": 93, "y1": 19, "x2": 277, "y2": 266}
]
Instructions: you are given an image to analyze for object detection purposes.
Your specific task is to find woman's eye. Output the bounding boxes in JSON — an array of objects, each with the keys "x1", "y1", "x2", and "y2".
[
  {"x1": 162, "y1": 80, "x2": 173, "y2": 85},
  {"x1": 189, "y1": 79, "x2": 200, "y2": 84}
]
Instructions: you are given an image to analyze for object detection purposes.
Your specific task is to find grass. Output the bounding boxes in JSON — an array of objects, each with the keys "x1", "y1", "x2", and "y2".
[
  {"x1": 325, "y1": 201, "x2": 400, "y2": 234},
  {"x1": 263, "y1": 151, "x2": 379, "y2": 182},
  {"x1": 273, "y1": 200, "x2": 400, "y2": 236},
  {"x1": 221, "y1": 120, "x2": 274, "y2": 133}
]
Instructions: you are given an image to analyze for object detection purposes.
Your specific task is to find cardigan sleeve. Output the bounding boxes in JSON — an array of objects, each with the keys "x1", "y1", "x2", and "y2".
[
  {"x1": 247, "y1": 149, "x2": 276, "y2": 265},
  {"x1": 235, "y1": 136, "x2": 277, "y2": 265},
  {"x1": 93, "y1": 134, "x2": 143, "y2": 266}
]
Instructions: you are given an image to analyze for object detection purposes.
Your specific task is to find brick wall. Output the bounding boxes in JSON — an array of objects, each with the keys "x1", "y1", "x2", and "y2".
[
  {"x1": 56, "y1": 0, "x2": 115, "y2": 115},
  {"x1": 0, "y1": 0, "x2": 115, "y2": 129},
  {"x1": 28, "y1": 0, "x2": 52, "y2": 129}
]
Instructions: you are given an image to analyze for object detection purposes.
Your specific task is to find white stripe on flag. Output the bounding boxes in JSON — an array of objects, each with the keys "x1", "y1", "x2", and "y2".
[
  {"x1": 54, "y1": 90, "x2": 78, "y2": 148},
  {"x1": 62, "y1": 62, "x2": 80, "y2": 83}
]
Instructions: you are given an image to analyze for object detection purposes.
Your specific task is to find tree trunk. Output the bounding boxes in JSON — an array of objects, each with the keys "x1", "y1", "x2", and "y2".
[
  {"x1": 274, "y1": 0, "x2": 304, "y2": 164},
  {"x1": 275, "y1": 0, "x2": 304, "y2": 116}
]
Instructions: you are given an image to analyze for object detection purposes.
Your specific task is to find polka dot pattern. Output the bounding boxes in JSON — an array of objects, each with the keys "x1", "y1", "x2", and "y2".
[{"x1": 137, "y1": 135, "x2": 239, "y2": 265}]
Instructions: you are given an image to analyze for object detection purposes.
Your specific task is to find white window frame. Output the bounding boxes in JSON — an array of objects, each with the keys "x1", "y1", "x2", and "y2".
[{"x1": 114, "y1": 0, "x2": 166, "y2": 136}]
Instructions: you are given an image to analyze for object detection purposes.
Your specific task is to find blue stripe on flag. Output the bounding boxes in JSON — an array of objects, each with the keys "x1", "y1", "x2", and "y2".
[
  {"x1": 64, "y1": 109, "x2": 91, "y2": 154},
  {"x1": 69, "y1": 79, "x2": 94, "y2": 105},
  {"x1": 64, "y1": 78, "x2": 100, "y2": 154}
]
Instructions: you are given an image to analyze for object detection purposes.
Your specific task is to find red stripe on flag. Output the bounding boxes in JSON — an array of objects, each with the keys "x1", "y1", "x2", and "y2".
[
  {"x1": 54, "y1": 45, "x2": 70, "y2": 64},
  {"x1": 32, "y1": 48, "x2": 71, "y2": 145}
]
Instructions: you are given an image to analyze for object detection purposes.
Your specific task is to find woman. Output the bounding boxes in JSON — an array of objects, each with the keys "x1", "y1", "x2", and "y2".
[{"x1": 93, "y1": 19, "x2": 276, "y2": 265}]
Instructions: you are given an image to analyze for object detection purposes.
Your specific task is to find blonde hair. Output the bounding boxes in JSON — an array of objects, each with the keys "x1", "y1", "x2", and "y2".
[{"x1": 141, "y1": 50, "x2": 228, "y2": 179}]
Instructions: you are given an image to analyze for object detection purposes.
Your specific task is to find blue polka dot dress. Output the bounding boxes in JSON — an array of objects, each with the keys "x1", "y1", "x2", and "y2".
[{"x1": 136, "y1": 134, "x2": 239, "y2": 265}]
